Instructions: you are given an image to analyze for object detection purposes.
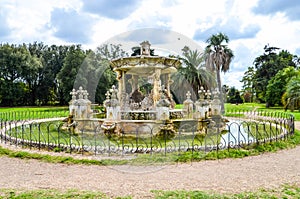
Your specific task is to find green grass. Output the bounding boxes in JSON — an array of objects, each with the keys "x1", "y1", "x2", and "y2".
[
  {"x1": 175, "y1": 104, "x2": 184, "y2": 109},
  {"x1": 242, "y1": 121, "x2": 283, "y2": 140},
  {"x1": 0, "y1": 189, "x2": 131, "y2": 199},
  {"x1": 225, "y1": 103, "x2": 300, "y2": 121},
  {"x1": 225, "y1": 103, "x2": 265, "y2": 111},
  {"x1": 7, "y1": 121, "x2": 77, "y2": 146},
  {"x1": 152, "y1": 184, "x2": 300, "y2": 199},
  {"x1": 0, "y1": 106, "x2": 69, "y2": 121},
  {"x1": 1, "y1": 184, "x2": 300, "y2": 198},
  {"x1": 0, "y1": 106, "x2": 68, "y2": 112}
]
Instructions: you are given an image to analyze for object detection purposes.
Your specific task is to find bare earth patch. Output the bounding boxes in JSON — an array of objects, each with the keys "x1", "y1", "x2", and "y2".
[{"x1": 0, "y1": 122, "x2": 300, "y2": 198}]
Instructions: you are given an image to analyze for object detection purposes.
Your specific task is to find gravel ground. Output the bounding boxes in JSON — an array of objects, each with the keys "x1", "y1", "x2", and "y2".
[{"x1": 0, "y1": 122, "x2": 299, "y2": 198}]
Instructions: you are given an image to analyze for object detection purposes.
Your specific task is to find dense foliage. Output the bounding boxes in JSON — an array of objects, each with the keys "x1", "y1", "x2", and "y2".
[
  {"x1": 226, "y1": 86, "x2": 243, "y2": 104},
  {"x1": 172, "y1": 46, "x2": 215, "y2": 103},
  {"x1": 241, "y1": 45, "x2": 300, "y2": 110},
  {"x1": 0, "y1": 42, "x2": 126, "y2": 106},
  {"x1": 1, "y1": 39, "x2": 299, "y2": 111}
]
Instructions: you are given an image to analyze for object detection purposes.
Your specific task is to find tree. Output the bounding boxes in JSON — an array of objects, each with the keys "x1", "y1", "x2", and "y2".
[
  {"x1": 241, "y1": 66, "x2": 256, "y2": 102},
  {"x1": 222, "y1": 85, "x2": 229, "y2": 103},
  {"x1": 265, "y1": 67, "x2": 299, "y2": 107},
  {"x1": 21, "y1": 50, "x2": 43, "y2": 105},
  {"x1": 204, "y1": 33, "x2": 234, "y2": 113},
  {"x1": 41, "y1": 45, "x2": 69, "y2": 105},
  {"x1": 74, "y1": 50, "x2": 102, "y2": 102},
  {"x1": 70, "y1": 44, "x2": 128, "y2": 104},
  {"x1": 253, "y1": 45, "x2": 297, "y2": 102},
  {"x1": 96, "y1": 43, "x2": 128, "y2": 59},
  {"x1": 25, "y1": 42, "x2": 49, "y2": 105},
  {"x1": 171, "y1": 46, "x2": 214, "y2": 103},
  {"x1": 57, "y1": 45, "x2": 86, "y2": 104},
  {"x1": 227, "y1": 87, "x2": 243, "y2": 104},
  {"x1": 0, "y1": 44, "x2": 39, "y2": 106},
  {"x1": 94, "y1": 44, "x2": 128, "y2": 104},
  {"x1": 285, "y1": 76, "x2": 300, "y2": 111},
  {"x1": 293, "y1": 55, "x2": 300, "y2": 69}
]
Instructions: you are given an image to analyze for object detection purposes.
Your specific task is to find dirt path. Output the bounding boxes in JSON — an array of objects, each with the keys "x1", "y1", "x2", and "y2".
[{"x1": 0, "y1": 122, "x2": 300, "y2": 198}]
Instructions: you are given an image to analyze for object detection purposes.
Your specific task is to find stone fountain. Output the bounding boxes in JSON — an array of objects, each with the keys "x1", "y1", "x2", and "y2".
[{"x1": 98, "y1": 41, "x2": 226, "y2": 135}]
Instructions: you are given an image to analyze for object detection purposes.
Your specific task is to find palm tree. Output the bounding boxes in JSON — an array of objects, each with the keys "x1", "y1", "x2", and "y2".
[
  {"x1": 204, "y1": 33, "x2": 234, "y2": 113},
  {"x1": 171, "y1": 46, "x2": 214, "y2": 102}
]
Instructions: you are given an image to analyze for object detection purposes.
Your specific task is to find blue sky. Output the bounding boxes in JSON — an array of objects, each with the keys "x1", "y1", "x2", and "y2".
[{"x1": 1, "y1": 0, "x2": 300, "y2": 89}]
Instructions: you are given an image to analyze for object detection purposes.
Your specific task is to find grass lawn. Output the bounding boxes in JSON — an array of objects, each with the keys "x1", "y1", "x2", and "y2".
[
  {"x1": 0, "y1": 106, "x2": 68, "y2": 112},
  {"x1": 225, "y1": 102, "x2": 265, "y2": 111},
  {"x1": 0, "y1": 106, "x2": 69, "y2": 121},
  {"x1": 225, "y1": 103, "x2": 300, "y2": 121}
]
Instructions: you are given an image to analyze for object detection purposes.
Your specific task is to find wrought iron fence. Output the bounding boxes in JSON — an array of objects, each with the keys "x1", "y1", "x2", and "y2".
[{"x1": 0, "y1": 110, "x2": 295, "y2": 158}]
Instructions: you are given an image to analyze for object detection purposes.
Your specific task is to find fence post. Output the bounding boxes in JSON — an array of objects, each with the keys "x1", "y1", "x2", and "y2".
[
  {"x1": 291, "y1": 115, "x2": 295, "y2": 135},
  {"x1": 38, "y1": 123, "x2": 41, "y2": 150}
]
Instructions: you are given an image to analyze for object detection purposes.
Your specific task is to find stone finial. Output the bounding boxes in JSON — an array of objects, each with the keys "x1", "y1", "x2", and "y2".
[
  {"x1": 83, "y1": 90, "x2": 89, "y2": 100},
  {"x1": 105, "y1": 91, "x2": 111, "y2": 100},
  {"x1": 140, "y1": 41, "x2": 151, "y2": 56},
  {"x1": 110, "y1": 85, "x2": 118, "y2": 100},
  {"x1": 103, "y1": 91, "x2": 111, "y2": 107},
  {"x1": 77, "y1": 86, "x2": 84, "y2": 99},
  {"x1": 186, "y1": 91, "x2": 191, "y2": 100},
  {"x1": 70, "y1": 89, "x2": 77, "y2": 101},
  {"x1": 205, "y1": 89, "x2": 212, "y2": 100},
  {"x1": 198, "y1": 86, "x2": 205, "y2": 100}
]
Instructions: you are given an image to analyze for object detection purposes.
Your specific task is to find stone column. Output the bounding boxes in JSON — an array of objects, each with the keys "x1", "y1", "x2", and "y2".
[
  {"x1": 153, "y1": 68, "x2": 161, "y2": 107},
  {"x1": 122, "y1": 71, "x2": 126, "y2": 92},
  {"x1": 164, "y1": 74, "x2": 169, "y2": 97},
  {"x1": 116, "y1": 71, "x2": 123, "y2": 103}
]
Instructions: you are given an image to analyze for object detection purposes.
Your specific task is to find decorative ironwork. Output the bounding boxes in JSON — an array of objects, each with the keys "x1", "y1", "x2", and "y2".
[{"x1": 0, "y1": 110, "x2": 295, "y2": 160}]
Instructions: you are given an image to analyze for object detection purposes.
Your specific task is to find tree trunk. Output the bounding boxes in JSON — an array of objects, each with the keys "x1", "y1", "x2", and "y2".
[{"x1": 216, "y1": 70, "x2": 225, "y2": 114}]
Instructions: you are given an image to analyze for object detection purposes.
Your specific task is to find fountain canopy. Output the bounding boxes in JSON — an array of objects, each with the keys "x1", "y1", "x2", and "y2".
[
  {"x1": 101, "y1": 41, "x2": 222, "y2": 123},
  {"x1": 109, "y1": 41, "x2": 181, "y2": 114}
]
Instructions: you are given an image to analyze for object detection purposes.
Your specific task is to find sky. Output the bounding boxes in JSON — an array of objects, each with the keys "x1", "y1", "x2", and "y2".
[{"x1": 1, "y1": 0, "x2": 300, "y2": 90}]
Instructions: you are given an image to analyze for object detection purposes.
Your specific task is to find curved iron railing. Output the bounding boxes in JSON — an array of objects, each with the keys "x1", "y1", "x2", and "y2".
[{"x1": 0, "y1": 110, "x2": 295, "y2": 159}]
